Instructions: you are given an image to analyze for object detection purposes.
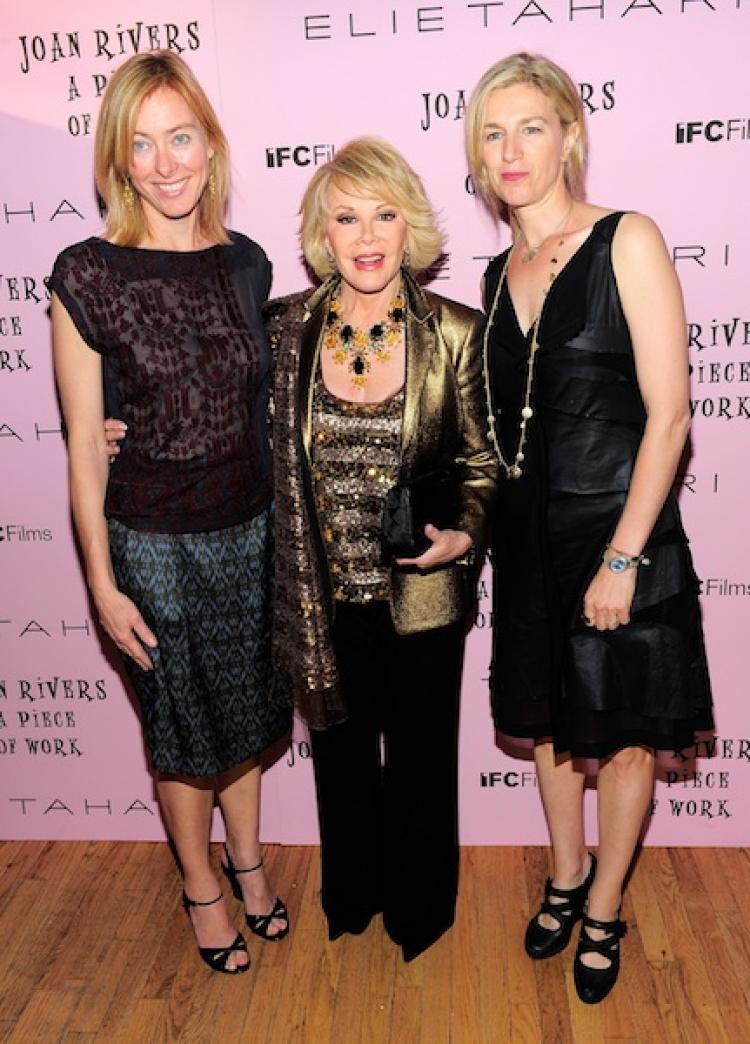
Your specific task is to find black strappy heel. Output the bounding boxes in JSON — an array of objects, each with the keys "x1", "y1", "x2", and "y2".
[
  {"x1": 181, "y1": 892, "x2": 249, "y2": 974},
  {"x1": 221, "y1": 845, "x2": 289, "y2": 942},
  {"x1": 524, "y1": 852, "x2": 597, "y2": 959},
  {"x1": 574, "y1": 911, "x2": 627, "y2": 1004}
]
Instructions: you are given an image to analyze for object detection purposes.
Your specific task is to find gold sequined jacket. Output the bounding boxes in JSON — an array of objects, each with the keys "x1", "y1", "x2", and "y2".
[{"x1": 265, "y1": 272, "x2": 497, "y2": 729}]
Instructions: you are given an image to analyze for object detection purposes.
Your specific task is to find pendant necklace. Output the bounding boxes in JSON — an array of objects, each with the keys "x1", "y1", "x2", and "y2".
[
  {"x1": 518, "y1": 201, "x2": 574, "y2": 264},
  {"x1": 481, "y1": 205, "x2": 576, "y2": 480},
  {"x1": 324, "y1": 285, "x2": 405, "y2": 390}
]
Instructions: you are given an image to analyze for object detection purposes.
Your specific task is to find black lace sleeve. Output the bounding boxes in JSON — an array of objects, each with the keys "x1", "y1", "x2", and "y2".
[{"x1": 49, "y1": 240, "x2": 109, "y2": 353}]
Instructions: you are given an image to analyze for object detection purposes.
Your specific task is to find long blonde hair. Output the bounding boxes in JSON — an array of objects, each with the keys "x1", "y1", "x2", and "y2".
[{"x1": 94, "y1": 50, "x2": 230, "y2": 246}]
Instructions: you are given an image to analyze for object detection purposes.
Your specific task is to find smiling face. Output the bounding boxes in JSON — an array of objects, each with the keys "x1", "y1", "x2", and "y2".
[
  {"x1": 128, "y1": 85, "x2": 214, "y2": 234},
  {"x1": 324, "y1": 183, "x2": 408, "y2": 301},
  {"x1": 480, "y1": 82, "x2": 577, "y2": 210}
]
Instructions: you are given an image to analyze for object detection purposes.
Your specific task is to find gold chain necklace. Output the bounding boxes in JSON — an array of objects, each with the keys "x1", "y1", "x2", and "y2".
[
  {"x1": 518, "y1": 201, "x2": 574, "y2": 264},
  {"x1": 324, "y1": 286, "x2": 405, "y2": 389},
  {"x1": 482, "y1": 223, "x2": 572, "y2": 480}
]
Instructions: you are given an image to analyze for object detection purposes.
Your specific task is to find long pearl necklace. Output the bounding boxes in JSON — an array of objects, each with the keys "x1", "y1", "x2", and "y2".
[{"x1": 482, "y1": 212, "x2": 574, "y2": 480}]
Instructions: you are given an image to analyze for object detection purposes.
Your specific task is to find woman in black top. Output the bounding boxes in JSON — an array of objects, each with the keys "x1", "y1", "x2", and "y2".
[
  {"x1": 466, "y1": 54, "x2": 712, "y2": 1002},
  {"x1": 51, "y1": 52, "x2": 290, "y2": 974}
]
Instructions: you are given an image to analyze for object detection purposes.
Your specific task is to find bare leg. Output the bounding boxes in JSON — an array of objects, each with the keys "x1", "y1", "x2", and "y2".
[
  {"x1": 580, "y1": 745, "x2": 654, "y2": 968},
  {"x1": 533, "y1": 740, "x2": 589, "y2": 928},
  {"x1": 157, "y1": 774, "x2": 248, "y2": 971},
  {"x1": 217, "y1": 757, "x2": 286, "y2": 937}
]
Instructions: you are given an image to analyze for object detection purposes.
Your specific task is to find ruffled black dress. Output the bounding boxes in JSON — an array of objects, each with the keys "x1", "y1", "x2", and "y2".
[{"x1": 485, "y1": 212, "x2": 713, "y2": 757}]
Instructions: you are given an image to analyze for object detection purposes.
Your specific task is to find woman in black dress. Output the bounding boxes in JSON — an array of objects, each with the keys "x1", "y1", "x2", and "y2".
[
  {"x1": 466, "y1": 53, "x2": 712, "y2": 1002},
  {"x1": 51, "y1": 52, "x2": 290, "y2": 974}
]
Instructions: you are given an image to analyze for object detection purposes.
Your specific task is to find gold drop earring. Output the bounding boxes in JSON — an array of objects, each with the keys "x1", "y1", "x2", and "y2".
[
  {"x1": 122, "y1": 179, "x2": 135, "y2": 210},
  {"x1": 208, "y1": 158, "x2": 217, "y2": 198}
]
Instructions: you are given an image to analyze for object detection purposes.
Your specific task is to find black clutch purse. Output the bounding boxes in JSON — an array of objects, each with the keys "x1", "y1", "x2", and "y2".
[{"x1": 381, "y1": 467, "x2": 458, "y2": 561}]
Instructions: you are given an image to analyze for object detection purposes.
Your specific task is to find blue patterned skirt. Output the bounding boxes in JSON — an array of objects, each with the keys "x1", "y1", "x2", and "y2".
[{"x1": 108, "y1": 510, "x2": 291, "y2": 776}]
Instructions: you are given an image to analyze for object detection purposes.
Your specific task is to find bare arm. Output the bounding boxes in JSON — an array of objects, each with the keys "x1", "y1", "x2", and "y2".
[
  {"x1": 583, "y1": 212, "x2": 690, "y2": 630},
  {"x1": 52, "y1": 294, "x2": 157, "y2": 668}
]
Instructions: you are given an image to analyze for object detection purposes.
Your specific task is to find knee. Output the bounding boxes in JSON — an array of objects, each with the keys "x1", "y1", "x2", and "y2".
[{"x1": 605, "y1": 745, "x2": 654, "y2": 781}]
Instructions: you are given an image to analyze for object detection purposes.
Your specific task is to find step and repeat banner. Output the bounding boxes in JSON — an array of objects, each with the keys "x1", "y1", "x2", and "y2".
[{"x1": 1, "y1": 2, "x2": 748, "y2": 844}]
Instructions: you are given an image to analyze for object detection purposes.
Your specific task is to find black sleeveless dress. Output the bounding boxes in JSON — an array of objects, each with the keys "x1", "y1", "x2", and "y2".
[{"x1": 485, "y1": 212, "x2": 713, "y2": 758}]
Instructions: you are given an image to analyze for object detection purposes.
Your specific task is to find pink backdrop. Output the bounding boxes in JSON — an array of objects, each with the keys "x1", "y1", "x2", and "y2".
[{"x1": 1, "y1": 2, "x2": 748, "y2": 845}]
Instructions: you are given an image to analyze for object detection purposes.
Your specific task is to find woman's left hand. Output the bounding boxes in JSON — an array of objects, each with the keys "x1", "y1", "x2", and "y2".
[
  {"x1": 396, "y1": 524, "x2": 472, "y2": 569},
  {"x1": 582, "y1": 564, "x2": 637, "y2": 632},
  {"x1": 104, "y1": 417, "x2": 127, "y2": 458}
]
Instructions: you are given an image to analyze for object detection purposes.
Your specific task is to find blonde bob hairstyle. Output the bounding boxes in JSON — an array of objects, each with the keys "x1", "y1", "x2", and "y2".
[
  {"x1": 300, "y1": 137, "x2": 444, "y2": 280},
  {"x1": 465, "y1": 52, "x2": 587, "y2": 207},
  {"x1": 94, "y1": 50, "x2": 230, "y2": 246}
]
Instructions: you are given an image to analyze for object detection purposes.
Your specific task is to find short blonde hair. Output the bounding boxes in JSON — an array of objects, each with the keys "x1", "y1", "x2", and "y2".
[
  {"x1": 300, "y1": 137, "x2": 444, "y2": 279},
  {"x1": 94, "y1": 50, "x2": 229, "y2": 246},
  {"x1": 466, "y1": 52, "x2": 587, "y2": 207}
]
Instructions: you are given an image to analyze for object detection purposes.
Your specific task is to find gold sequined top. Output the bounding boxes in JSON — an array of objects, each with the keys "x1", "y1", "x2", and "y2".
[{"x1": 311, "y1": 377, "x2": 404, "y2": 603}]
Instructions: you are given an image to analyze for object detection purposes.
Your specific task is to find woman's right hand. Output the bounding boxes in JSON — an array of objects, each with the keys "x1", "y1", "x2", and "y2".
[
  {"x1": 93, "y1": 583, "x2": 157, "y2": 670},
  {"x1": 104, "y1": 418, "x2": 127, "y2": 458}
]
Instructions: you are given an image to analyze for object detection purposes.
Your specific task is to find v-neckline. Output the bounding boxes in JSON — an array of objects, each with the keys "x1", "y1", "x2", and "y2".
[{"x1": 506, "y1": 213, "x2": 614, "y2": 340}]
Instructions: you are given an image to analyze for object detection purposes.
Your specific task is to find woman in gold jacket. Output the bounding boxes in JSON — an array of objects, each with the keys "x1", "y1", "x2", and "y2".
[{"x1": 266, "y1": 137, "x2": 496, "y2": 961}]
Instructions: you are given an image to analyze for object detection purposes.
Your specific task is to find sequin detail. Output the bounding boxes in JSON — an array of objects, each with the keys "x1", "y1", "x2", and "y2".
[{"x1": 311, "y1": 380, "x2": 403, "y2": 603}]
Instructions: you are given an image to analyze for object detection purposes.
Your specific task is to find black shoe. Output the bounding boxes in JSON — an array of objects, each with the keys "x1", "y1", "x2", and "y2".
[
  {"x1": 524, "y1": 853, "x2": 597, "y2": 960},
  {"x1": 222, "y1": 844, "x2": 289, "y2": 942},
  {"x1": 182, "y1": 892, "x2": 249, "y2": 974},
  {"x1": 574, "y1": 912, "x2": 627, "y2": 1004}
]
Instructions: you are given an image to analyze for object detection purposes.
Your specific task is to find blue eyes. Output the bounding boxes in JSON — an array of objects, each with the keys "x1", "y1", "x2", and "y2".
[
  {"x1": 485, "y1": 126, "x2": 543, "y2": 142},
  {"x1": 132, "y1": 133, "x2": 192, "y2": 153}
]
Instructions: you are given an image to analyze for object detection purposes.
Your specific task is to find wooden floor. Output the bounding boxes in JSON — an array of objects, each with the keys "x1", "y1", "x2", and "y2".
[{"x1": 0, "y1": 842, "x2": 748, "y2": 1043}]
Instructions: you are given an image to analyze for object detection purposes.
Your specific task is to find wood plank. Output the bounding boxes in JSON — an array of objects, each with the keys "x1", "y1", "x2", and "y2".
[
  {"x1": 451, "y1": 847, "x2": 482, "y2": 1042},
  {"x1": 475, "y1": 848, "x2": 513, "y2": 1044},
  {"x1": 646, "y1": 849, "x2": 730, "y2": 1044},
  {"x1": 417, "y1": 928, "x2": 452, "y2": 1044},
  {"x1": 5, "y1": 988, "x2": 80, "y2": 1043},
  {"x1": 0, "y1": 841, "x2": 747, "y2": 1043},
  {"x1": 328, "y1": 924, "x2": 380, "y2": 1044},
  {"x1": 358, "y1": 918, "x2": 398, "y2": 1043}
]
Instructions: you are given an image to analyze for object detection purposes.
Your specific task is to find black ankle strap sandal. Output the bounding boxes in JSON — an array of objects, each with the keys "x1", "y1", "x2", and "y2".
[
  {"x1": 221, "y1": 844, "x2": 290, "y2": 942},
  {"x1": 182, "y1": 892, "x2": 249, "y2": 974}
]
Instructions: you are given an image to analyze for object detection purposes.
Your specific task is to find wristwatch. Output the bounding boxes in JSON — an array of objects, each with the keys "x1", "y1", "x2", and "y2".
[{"x1": 602, "y1": 545, "x2": 651, "y2": 573}]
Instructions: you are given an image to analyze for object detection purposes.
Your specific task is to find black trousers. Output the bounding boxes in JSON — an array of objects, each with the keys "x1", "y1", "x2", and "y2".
[{"x1": 310, "y1": 600, "x2": 465, "y2": 962}]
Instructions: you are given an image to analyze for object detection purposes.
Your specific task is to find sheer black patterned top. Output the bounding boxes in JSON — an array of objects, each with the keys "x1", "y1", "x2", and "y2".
[{"x1": 50, "y1": 232, "x2": 272, "y2": 533}]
